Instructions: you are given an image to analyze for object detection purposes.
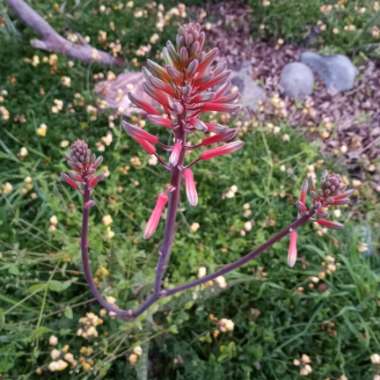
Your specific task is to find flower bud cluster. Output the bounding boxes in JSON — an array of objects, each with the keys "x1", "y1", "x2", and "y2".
[
  {"x1": 125, "y1": 23, "x2": 243, "y2": 239},
  {"x1": 288, "y1": 172, "x2": 353, "y2": 267},
  {"x1": 62, "y1": 140, "x2": 104, "y2": 192}
]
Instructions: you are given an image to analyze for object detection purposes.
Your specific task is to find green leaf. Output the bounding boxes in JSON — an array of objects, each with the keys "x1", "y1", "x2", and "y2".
[
  {"x1": 48, "y1": 280, "x2": 73, "y2": 293},
  {"x1": 64, "y1": 306, "x2": 73, "y2": 319},
  {"x1": 31, "y1": 326, "x2": 52, "y2": 340}
]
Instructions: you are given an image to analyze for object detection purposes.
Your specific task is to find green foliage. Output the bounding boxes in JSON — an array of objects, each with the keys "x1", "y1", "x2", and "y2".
[
  {"x1": 250, "y1": 0, "x2": 380, "y2": 53},
  {"x1": 0, "y1": 1, "x2": 379, "y2": 379}
]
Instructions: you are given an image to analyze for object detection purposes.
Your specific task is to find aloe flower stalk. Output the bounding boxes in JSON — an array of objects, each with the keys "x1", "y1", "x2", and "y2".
[{"x1": 62, "y1": 24, "x2": 354, "y2": 321}]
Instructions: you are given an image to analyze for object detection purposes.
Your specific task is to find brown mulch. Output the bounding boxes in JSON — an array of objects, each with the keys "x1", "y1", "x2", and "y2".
[{"x1": 191, "y1": 1, "x2": 380, "y2": 193}]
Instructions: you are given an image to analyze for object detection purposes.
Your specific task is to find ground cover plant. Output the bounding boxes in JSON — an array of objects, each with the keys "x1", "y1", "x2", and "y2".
[
  {"x1": 0, "y1": 1, "x2": 379, "y2": 379},
  {"x1": 250, "y1": 0, "x2": 380, "y2": 55}
]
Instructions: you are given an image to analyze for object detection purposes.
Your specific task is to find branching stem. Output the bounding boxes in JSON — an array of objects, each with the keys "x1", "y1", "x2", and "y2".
[{"x1": 80, "y1": 181, "x2": 316, "y2": 320}]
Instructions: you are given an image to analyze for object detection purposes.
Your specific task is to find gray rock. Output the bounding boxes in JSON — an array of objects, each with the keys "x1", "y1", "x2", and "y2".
[
  {"x1": 230, "y1": 63, "x2": 266, "y2": 112},
  {"x1": 301, "y1": 52, "x2": 358, "y2": 93},
  {"x1": 279, "y1": 62, "x2": 315, "y2": 99}
]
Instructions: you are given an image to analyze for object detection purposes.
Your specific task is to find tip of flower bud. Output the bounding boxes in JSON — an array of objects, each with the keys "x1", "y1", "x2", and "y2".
[
  {"x1": 200, "y1": 140, "x2": 244, "y2": 161},
  {"x1": 144, "y1": 191, "x2": 169, "y2": 239},
  {"x1": 287, "y1": 230, "x2": 298, "y2": 268}
]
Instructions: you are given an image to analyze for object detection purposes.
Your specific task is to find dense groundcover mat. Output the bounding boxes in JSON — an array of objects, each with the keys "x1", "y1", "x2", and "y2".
[{"x1": 0, "y1": 1, "x2": 379, "y2": 379}]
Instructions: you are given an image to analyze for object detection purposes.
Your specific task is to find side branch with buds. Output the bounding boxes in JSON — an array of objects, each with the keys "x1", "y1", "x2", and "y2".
[{"x1": 62, "y1": 23, "x2": 353, "y2": 321}]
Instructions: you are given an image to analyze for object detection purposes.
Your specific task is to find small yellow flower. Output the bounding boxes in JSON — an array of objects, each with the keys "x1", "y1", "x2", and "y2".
[
  {"x1": 128, "y1": 353, "x2": 139, "y2": 366},
  {"x1": 102, "y1": 214, "x2": 113, "y2": 226},
  {"x1": 61, "y1": 76, "x2": 71, "y2": 87},
  {"x1": 37, "y1": 123, "x2": 47, "y2": 137},
  {"x1": 60, "y1": 140, "x2": 70, "y2": 148},
  {"x1": 197, "y1": 266, "x2": 207, "y2": 278},
  {"x1": 370, "y1": 353, "x2": 380, "y2": 364},
  {"x1": 190, "y1": 222, "x2": 200, "y2": 233},
  {"x1": 50, "y1": 215, "x2": 58, "y2": 226},
  {"x1": 49, "y1": 335, "x2": 58, "y2": 346},
  {"x1": 2, "y1": 182, "x2": 13, "y2": 194},
  {"x1": 18, "y1": 147, "x2": 28, "y2": 158},
  {"x1": 50, "y1": 349, "x2": 61, "y2": 360},
  {"x1": 218, "y1": 318, "x2": 234, "y2": 332}
]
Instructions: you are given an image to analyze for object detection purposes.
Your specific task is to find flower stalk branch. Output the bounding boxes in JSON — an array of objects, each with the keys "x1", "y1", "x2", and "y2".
[
  {"x1": 79, "y1": 178, "x2": 318, "y2": 320},
  {"x1": 62, "y1": 23, "x2": 354, "y2": 322}
]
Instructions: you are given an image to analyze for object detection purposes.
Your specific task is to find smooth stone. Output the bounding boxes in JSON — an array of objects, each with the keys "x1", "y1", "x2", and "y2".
[
  {"x1": 301, "y1": 51, "x2": 358, "y2": 93},
  {"x1": 95, "y1": 71, "x2": 152, "y2": 116},
  {"x1": 230, "y1": 63, "x2": 266, "y2": 112},
  {"x1": 279, "y1": 62, "x2": 315, "y2": 99}
]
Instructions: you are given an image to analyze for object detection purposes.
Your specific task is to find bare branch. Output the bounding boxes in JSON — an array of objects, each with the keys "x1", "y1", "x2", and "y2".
[{"x1": 6, "y1": 0, "x2": 124, "y2": 66}]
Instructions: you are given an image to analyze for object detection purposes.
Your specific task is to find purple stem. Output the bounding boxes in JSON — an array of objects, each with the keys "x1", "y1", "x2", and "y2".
[
  {"x1": 81, "y1": 184, "x2": 126, "y2": 316},
  {"x1": 153, "y1": 127, "x2": 186, "y2": 294},
  {"x1": 161, "y1": 208, "x2": 315, "y2": 297},
  {"x1": 80, "y1": 181, "x2": 317, "y2": 320},
  {"x1": 153, "y1": 166, "x2": 182, "y2": 294}
]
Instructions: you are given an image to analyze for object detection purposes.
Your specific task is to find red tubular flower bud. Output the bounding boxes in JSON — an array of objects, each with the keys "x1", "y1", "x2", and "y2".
[
  {"x1": 165, "y1": 65, "x2": 184, "y2": 83},
  {"x1": 296, "y1": 201, "x2": 308, "y2": 214},
  {"x1": 202, "y1": 102, "x2": 240, "y2": 113},
  {"x1": 123, "y1": 122, "x2": 159, "y2": 144},
  {"x1": 145, "y1": 72, "x2": 177, "y2": 97},
  {"x1": 143, "y1": 83, "x2": 170, "y2": 108},
  {"x1": 328, "y1": 198, "x2": 350, "y2": 206},
  {"x1": 190, "y1": 93, "x2": 214, "y2": 103},
  {"x1": 195, "y1": 71, "x2": 231, "y2": 91},
  {"x1": 316, "y1": 219, "x2": 344, "y2": 229},
  {"x1": 193, "y1": 119, "x2": 208, "y2": 132},
  {"x1": 128, "y1": 92, "x2": 161, "y2": 116},
  {"x1": 196, "y1": 47, "x2": 219, "y2": 77},
  {"x1": 162, "y1": 46, "x2": 175, "y2": 66},
  {"x1": 214, "y1": 92, "x2": 240, "y2": 104},
  {"x1": 329, "y1": 189, "x2": 354, "y2": 202},
  {"x1": 186, "y1": 59, "x2": 199, "y2": 76},
  {"x1": 146, "y1": 59, "x2": 171, "y2": 82},
  {"x1": 200, "y1": 140, "x2": 244, "y2": 161},
  {"x1": 134, "y1": 136, "x2": 157, "y2": 155},
  {"x1": 190, "y1": 41, "x2": 200, "y2": 56},
  {"x1": 165, "y1": 41, "x2": 181, "y2": 68},
  {"x1": 169, "y1": 141, "x2": 182, "y2": 166},
  {"x1": 201, "y1": 129, "x2": 237, "y2": 146},
  {"x1": 299, "y1": 179, "x2": 309, "y2": 204},
  {"x1": 213, "y1": 80, "x2": 232, "y2": 99},
  {"x1": 204, "y1": 122, "x2": 218, "y2": 132},
  {"x1": 144, "y1": 192, "x2": 169, "y2": 239},
  {"x1": 61, "y1": 173, "x2": 78, "y2": 190},
  {"x1": 200, "y1": 133, "x2": 226, "y2": 146},
  {"x1": 179, "y1": 46, "x2": 189, "y2": 63},
  {"x1": 88, "y1": 174, "x2": 105, "y2": 189},
  {"x1": 147, "y1": 115, "x2": 173, "y2": 128},
  {"x1": 288, "y1": 230, "x2": 298, "y2": 268},
  {"x1": 183, "y1": 168, "x2": 198, "y2": 207}
]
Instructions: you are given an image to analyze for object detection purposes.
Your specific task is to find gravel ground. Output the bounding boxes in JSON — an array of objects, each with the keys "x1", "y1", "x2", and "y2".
[{"x1": 193, "y1": 0, "x2": 380, "y2": 193}]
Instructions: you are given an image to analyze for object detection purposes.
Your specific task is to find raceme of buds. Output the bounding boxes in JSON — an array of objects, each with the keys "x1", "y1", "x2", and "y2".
[
  {"x1": 288, "y1": 172, "x2": 353, "y2": 267},
  {"x1": 124, "y1": 23, "x2": 243, "y2": 238},
  {"x1": 62, "y1": 140, "x2": 104, "y2": 191}
]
